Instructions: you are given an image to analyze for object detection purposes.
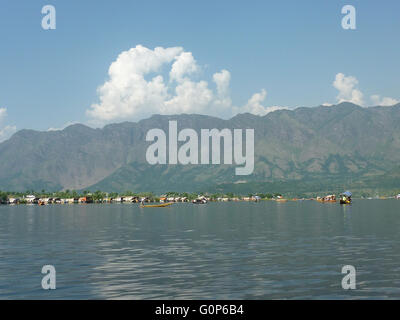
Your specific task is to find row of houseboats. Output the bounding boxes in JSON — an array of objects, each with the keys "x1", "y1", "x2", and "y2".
[{"x1": 4, "y1": 192, "x2": 400, "y2": 206}]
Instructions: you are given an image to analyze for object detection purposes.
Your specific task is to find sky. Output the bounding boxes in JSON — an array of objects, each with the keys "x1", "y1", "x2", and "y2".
[{"x1": 0, "y1": 0, "x2": 399, "y2": 140}]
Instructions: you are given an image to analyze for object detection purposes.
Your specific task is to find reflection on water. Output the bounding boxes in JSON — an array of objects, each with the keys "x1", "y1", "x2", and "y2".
[{"x1": 0, "y1": 200, "x2": 400, "y2": 299}]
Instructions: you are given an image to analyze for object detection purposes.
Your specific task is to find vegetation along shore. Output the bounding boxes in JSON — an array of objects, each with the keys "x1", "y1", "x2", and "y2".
[{"x1": 1, "y1": 190, "x2": 399, "y2": 205}]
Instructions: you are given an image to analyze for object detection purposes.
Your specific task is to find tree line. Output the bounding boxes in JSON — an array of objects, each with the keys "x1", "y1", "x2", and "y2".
[{"x1": 0, "y1": 189, "x2": 282, "y2": 203}]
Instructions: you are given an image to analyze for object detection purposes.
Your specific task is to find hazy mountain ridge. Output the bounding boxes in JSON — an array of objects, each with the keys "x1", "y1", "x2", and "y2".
[{"x1": 1, "y1": 102, "x2": 400, "y2": 193}]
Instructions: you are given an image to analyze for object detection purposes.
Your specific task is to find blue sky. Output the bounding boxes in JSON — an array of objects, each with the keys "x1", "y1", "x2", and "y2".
[{"x1": 0, "y1": 0, "x2": 399, "y2": 138}]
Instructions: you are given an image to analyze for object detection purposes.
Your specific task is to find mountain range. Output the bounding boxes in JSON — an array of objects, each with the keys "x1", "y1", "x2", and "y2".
[{"x1": 1, "y1": 102, "x2": 400, "y2": 195}]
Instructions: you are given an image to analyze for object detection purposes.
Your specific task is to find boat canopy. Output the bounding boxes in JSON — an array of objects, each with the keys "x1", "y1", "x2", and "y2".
[{"x1": 342, "y1": 191, "x2": 352, "y2": 197}]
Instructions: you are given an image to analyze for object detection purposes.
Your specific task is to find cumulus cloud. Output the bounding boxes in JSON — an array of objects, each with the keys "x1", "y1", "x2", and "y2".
[
  {"x1": 47, "y1": 121, "x2": 79, "y2": 132},
  {"x1": 370, "y1": 95, "x2": 399, "y2": 107},
  {"x1": 0, "y1": 108, "x2": 6, "y2": 121},
  {"x1": 213, "y1": 69, "x2": 232, "y2": 109},
  {"x1": 0, "y1": 108, "x2": 17, "y2": 143},
  {"x1": 332, "y1": 73, "x2": 398, "y2": 108},
  {"x1": 86, "y1": 45, "x2": 280, "y2": 125},
  {"x1": 169, "y1": 52, "x2": 198, "y2": 83},
  {"x1": 239, "y1": 89, "x2": 288, "y2": 115},
  {"x1": 333, "y1": 73, "x2": 364, "y2": 106}
]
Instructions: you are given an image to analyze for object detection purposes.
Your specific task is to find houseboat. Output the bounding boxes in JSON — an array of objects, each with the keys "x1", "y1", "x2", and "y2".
[
  {"x1": 7, "y1": 197, "x2": 19, "y2": 205},
  {"x1": 25, "y1": 195, "x2": 38, "y2": 204},
  {"x1": 192, "y1": 196, "x2": 208, "y2": 204},
  {"x1": 324, "y1": 195, "x2": 337, "y2": 202},
  {"x1": 275, "y1": 196, "x2": 288, "y2": 203},
  {"x1": 78, "y1": 196, "x2": 93, "y2": 204}
]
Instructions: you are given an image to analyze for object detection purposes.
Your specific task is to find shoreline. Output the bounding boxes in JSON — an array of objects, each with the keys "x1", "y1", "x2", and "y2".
[{"x1": 1, "y1": 197, "x2": 399, "y2": 206}]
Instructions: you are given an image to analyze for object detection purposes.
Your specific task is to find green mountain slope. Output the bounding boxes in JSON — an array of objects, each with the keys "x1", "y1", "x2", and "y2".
[{"x1": 1, "y1": 102, "x2": 400, "y2": 193}]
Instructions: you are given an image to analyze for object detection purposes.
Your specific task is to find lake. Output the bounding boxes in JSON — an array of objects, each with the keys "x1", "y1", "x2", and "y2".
[{"x1": 1, "y1": 200, "x2": 400, "y2": 299}]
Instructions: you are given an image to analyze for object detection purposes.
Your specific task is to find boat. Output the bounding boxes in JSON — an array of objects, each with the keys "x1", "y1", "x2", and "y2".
[
  {"x1": 396, "y1": 194, "x2": 400, "y2": 199},
  {"x1": 192, "y1": 199, "x2": 207, "y2": 204},
  {"x1": 140, "y1": 202, "x2": 174, "y2": 208},
  {"x1": 339, "y1": 191, "x2": 352, "y2": 204},
  {"x1": 340, "y1": 198, "x2": 351, "y2": 204},
  {"x1": 324, "y1": 195, "x2": 337, "y2": 202},
  {"x1": 192, "y1": 196, "x2": 208, "y2": 204},
  {"x1": 273, "y1": 195, "x2": 287, "y2": 203}
]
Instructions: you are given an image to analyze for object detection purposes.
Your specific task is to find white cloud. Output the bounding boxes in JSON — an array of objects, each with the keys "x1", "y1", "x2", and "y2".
[
  {"x1": 0, "y1": 108, "x2": 17, "y2": 143},
  {"x1": 262, "y1": 105, "x2": 289, "y2": 114},
  {"x1": 333, "y1": 73, "x2": 364, "y2": 106},
  {"x1": 0, "y1": 108, "x2": 6, "y2": 122},
  {"x1": 47, "y1": 121, "x2": 79, "y2": 132},
  {"x1": 0, "y1": 125, "x2": 17, "y2": 142},
  {"x1": 239, "y1": 89, "x2": 288, "y2": 115},
  {"x1": 370, "y1": 95, "x2": 399, "y2": 107},
  {"x1": 322, "y1": 102, "x2": 333, "y2": 107},
  {"x1": 169, "y1": 52, "x2": 198, "y2": 83},
  {"x1": 213, "y1": 69, "x2": 232, "y2": 110},
  {"x1": 86, "y1": 45, "x2": 281, "y2": 125},
  {"x1": 332, "y1": 73, "x2": 398, "y2": 108},
  {"x1": 164, "y1": 80, "x2": 213, "y2": 114},
  {"x1": 213, "y1": 69, "x2": 230, "y2": 97},
  {"x1": 87, "y1": 45, "x2": 180, "y2": 123}
]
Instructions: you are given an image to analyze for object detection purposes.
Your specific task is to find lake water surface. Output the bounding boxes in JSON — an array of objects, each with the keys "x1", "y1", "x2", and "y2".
[{"x1": 1, "y1": 200, "x2": 400, "y2": 299}]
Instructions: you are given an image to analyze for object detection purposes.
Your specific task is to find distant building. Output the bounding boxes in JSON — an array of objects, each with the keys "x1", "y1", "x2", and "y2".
[
  {"x1": 8, "y1": 197, "x2": 19, "y2": 204},
  {"x1": 25, "y1": 195, "x2": 38, "y2": 203},
  {"x1": 192, "y1": 196, "x2": 208, "y2": 204},
  {"x1": 79, "y1": 196, "x2": 93, "y2": 203},
  {"x1": 53, "y1": 198, "x2": 62, "y2": 204},
  {"x1": 39, "y1": 198, "x2": 51, "y2": 204}
]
